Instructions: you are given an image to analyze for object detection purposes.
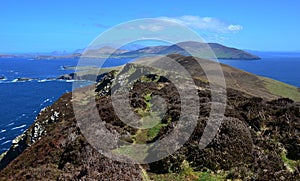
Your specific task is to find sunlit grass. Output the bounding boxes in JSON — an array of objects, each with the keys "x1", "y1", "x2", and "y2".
[{"x1": 261, "y1": 77, "x2": 300, "y2": 101}]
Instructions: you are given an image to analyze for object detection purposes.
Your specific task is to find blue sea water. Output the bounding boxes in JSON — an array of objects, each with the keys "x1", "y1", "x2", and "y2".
[
  {"x1": 219, "y1": 53, "x2": 300, "y2": 87},
  {"x1": 0, "y1": 57, "x2": 133, "y2": 153},
  {"x1": 0, "y1": 54, "x2": 299, "y2": 153}
]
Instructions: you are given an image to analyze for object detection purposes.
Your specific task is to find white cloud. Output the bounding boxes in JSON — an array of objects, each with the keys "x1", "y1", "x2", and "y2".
[
  {"x1": 227, "y1": 25, "x2": 243, "y2": 32},
  {"x1": 138, "y1": 25, "x2": 164, "y2": 32},
  {"x1": 159, "y1": 15, "x2": 243, "y2": 33}
]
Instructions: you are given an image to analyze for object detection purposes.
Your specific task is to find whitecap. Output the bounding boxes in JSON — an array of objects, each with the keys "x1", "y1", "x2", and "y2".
[
  {"x1": 0, "y1": 130, "x2": 6, "y2": 133},
  {"x1": 11, "y1": 124, "x2": 26, "y2": 130},
  {"x1": 38, "y1": 79, "x2": 53, "y2": 83},
  {"x1": 45, "y1": 98, "x2": 50, "y2": 102},
  {"x1": 40, "y1": 98, "x2": 52, "y2": 106},
  {"x1": 0, "y1": 76, "x2": 7, "y2": 82},
  {"x1": 11, "y1": 79, "x2": 18, "y2": 83},
  {"x1": 0, "y1": 137, "x2": 5, "y2": 141},
  {"x1": 7, "y1": 122, "x2": 15, "y2": 126},
  {"x1": 1, "y1": 140, "x2": 11, "y2": 145}
]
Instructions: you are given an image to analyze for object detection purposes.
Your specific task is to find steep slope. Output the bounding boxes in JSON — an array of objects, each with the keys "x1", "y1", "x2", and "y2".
[
  {"x1": 0, "y1": 91, "x2": 142, "y2": 180},
  {"x1": 135, "y1": 54, "x2": 300, "y2": 101},
  {"x1": 0, "y1": 55, "x2": 299, "y2": 180}
]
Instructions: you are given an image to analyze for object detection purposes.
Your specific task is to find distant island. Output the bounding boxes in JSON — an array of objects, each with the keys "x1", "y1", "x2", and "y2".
[
  {"x1": 120, "y1": 42, "x2": 261, "y2": 60},
  {"x1": 0, "y1": 41, "x2": 260, "y2": 60}
]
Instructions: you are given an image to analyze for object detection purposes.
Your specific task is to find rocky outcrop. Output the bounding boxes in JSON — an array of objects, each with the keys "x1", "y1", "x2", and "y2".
[
  {"x1": 13, "y1": 77, "x2": 38, "y2": 82},
  {"x1": 0, "y1": 106, "x2": 61, "y2": 170},
  {"x1": 57, "y1": 72, "x2": 107, "y2": 82},
  {"x1": 0, "y1": 92, "x2": 142, "y2": 180},
  {"x1": 57, "y1": 73, "x2": 76, "y2": 80}
]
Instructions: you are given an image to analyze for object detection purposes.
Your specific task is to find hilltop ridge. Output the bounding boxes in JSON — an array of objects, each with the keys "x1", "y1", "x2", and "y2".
[{"x1": 1, "y1": 55, "x2": 299, "y2": 180}]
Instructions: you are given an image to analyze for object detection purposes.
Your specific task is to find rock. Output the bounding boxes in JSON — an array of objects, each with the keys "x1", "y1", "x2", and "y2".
[
  {"x1": 0, "y1": 93, "x2": 143, "y2": 180},
  {"x1": 17, "y1": 77, "x2": 33, "y2": 82},
  {"x1": 57, "y1": 72, "x2": 107, "y2": 82},
  {"x1": 57, "y1": 73, "x2": 75, "y2": 80}
]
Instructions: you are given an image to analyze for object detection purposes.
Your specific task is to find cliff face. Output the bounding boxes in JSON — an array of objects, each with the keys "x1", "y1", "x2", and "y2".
[
  {"x1": 0, "y1": 55, "x2": 299, "y2": 180},
  {"x1": 0, "y1": 92, "x2": 142, "y2": 180}
]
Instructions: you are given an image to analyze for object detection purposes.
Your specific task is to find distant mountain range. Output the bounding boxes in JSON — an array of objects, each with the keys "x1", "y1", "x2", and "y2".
[
  {"x1": 0, "y1": 41, "x2": 261, "y2": 60},
  {"x1": 120, "y1": 42, "x2": 260, "y2": 60}
]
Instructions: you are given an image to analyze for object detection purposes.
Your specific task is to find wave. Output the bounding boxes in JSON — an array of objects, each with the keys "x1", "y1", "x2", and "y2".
[
  {"x1": 0, "y1": 78, "x2": 96, "y2": 84},
  {"x1": 38, "y1": 79, "x2": 51, "y2": 83},
  {"x1": 11, "y1": 124, "x2": 26, "y2": 130},
  {"x1": 1, "y1": 148, "x2": 9, "y2": 151},
  {"x1": 1, "y1": 79, "x2": 53, "y2": 84},
  {"x1": 0, "y1": 130, "x2": 6, "y2": 133},
  {"x1": 43, "y1": 98, "x2": 51, "y2": 103},
  {"x1": 11, "y1": 79, "x2": 18, "y2": 83},
  {"x1": 1, "y1": 140, "x2": 11, "y2": 145},
  {"x1": 0, "y1": 80, "x2": 7, "y2": 83},
  {"x1": 39, "y1": 98, "x2": 53, "y2": 106},
  {"x1": 0, "y1": 76, "x2": 7, "y2": 81},
  {"x1": 6, "y1": 122, "x2": 15, "y2": 126},
  {"x1": 0, "y1": 137, "x2": 5, "y2": 141}
]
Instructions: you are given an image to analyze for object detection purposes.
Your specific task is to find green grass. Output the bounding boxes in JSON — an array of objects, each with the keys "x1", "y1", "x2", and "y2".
[
  {"x1": 111, "y1": 144, "x2": 148, "y2": 162},
  {"x1": 281, "y1": 151, "x2": 300, "y2": 172},
  {"x1": 148, "y1": 160, "x2": 225, "y2": 181},
  {"x1": 261, "y1": 77, "x2": 300, "y2": 101},
  {"x1": 147, "y1": 122, "x2": 168, "y2": 140},
  {"x1": 144, "y1": 93, "x2": 152, "y2": 111},
  {"x1": 131, "y1": 93, "x2": 171, "y2": 143},
  {"x1": 134, "y1": 93, "x2": 152, "y2": 117},
  {"x1": 132, "y1": 118, "x2": 167, "y2": 144},
  {"x1": 148, "y1": 171, "x2": 224, "y2": 181},
  {"x1": 140, "y1": 75, "x2": 160, "y2": 83}
]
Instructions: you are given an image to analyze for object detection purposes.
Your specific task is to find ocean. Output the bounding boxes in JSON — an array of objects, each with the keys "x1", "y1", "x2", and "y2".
[
  {"x1": 0, "y1": 54, "x2": 299, "y2": 153},
  {"x1": 0, "y1": 57, "x2": 133, "y2": 153},
  {"x1": 219, "y1": 52, "x2": 300, "y2": 87}
]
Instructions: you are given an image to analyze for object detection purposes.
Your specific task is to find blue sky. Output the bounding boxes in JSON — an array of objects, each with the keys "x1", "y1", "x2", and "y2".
[{"x1": 0, "y1": 0, "x2": 299, "y2": 53}]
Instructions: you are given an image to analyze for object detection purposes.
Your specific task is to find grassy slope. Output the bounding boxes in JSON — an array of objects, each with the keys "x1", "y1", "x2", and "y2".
[
  {"x1": 184, "y1": 56, "x2": 300, "y2": 101},
  {"x1": 73, "y1": 56, "x2": 300, "y2": 102},
  {"x1": 260, "y1": 77, "x2": 300, "y2": 102}
]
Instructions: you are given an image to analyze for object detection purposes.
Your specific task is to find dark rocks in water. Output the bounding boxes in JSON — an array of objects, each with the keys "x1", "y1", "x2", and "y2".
[
  {"x1": 57, "y1": 73, "x2": 76, "y2": 80},
  {"x1": 15, "y1": 77, "x2": 38, "y2": 82},
  {"x1": 57, "y1": 73, "x2": 107, "y2": 82},
  {"x1": 18, "y1": 78, "x2": 31, "y2": 81}
]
